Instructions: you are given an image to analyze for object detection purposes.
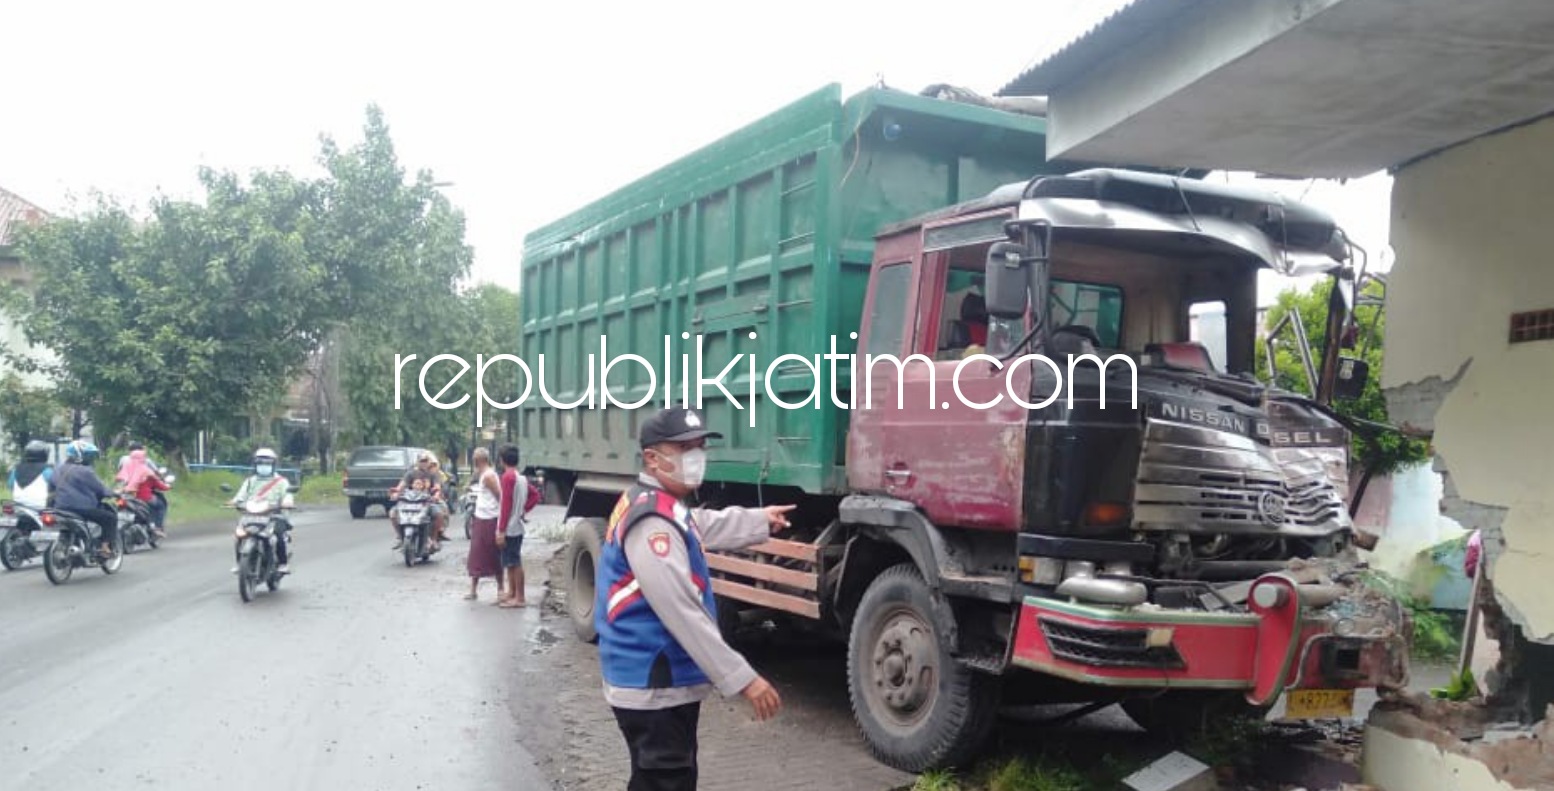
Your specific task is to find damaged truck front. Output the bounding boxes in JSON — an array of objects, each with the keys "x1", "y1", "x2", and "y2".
[{"x1": 527, "y1": 86, "x2": 1409, "y2": 774}]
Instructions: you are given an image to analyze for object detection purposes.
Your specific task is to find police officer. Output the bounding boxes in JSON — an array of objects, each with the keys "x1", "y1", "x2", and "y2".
[{"x1": 596, "y1": 407, "x2": 791, "y2": 791}]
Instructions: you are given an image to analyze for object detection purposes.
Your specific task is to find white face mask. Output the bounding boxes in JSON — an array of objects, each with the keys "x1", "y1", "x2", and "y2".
[
  {"x1": 256, "y1": 464, "x2": 275, "y2": 477},
  {"x1": 658, "y1": 448, "x2": 707, "y2": 488}
]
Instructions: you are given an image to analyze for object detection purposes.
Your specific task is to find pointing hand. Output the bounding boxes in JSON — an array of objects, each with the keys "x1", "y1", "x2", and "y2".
[{"x1": 763, "y1": 505, "x2": 796, "y2": 532}]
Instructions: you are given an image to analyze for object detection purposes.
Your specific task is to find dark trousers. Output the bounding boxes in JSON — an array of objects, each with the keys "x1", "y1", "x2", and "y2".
[
  {"x1": 70, "y1": 506, "x2": 118, "y2": 547},
  {"x1": 612, "y1": 703, "x2": 700, "y2": 791}
]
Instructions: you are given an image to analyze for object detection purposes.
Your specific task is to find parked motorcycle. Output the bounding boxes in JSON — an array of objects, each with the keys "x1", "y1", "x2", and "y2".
[
  {"x1": 115, "y1": 496, "x2": 159, "y2": 552},
  {"x1": 0, "y1": 501, "x2": 42, "y2": 570},
  {"x1": 35, "y1": 499, "x2": 125, "y2": 584},
  {"x1": 232, "y1": 494, "x2": 293, "y2": 603},
  {"x1": 460, "y1": 484, "x2": 478, "y2": 539},
  {"x1": 395, "y1": 488, "x2": 438, "y2": 567}
]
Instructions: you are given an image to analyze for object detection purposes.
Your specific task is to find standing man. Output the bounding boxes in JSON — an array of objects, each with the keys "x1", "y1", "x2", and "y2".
[
  {"x1": 596, "y1": 407, "x2": 791, "y2": 790},
  {"x1": 495, "y1": 443, "x2": 528, "y2": 608}
]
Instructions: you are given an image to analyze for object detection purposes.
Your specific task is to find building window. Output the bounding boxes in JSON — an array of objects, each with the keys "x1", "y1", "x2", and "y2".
[{"x1": 1509, "y1": 309, "x2": 1554, "y2": 344}]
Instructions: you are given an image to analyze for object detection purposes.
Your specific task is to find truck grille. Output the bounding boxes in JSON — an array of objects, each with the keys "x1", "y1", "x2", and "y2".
[
  {"x1": 1132, "y1": 419, "x2": 1350, "y2": 536},
  {"x1": 1038, "y1": 617, "x2": 1186, "y2": 670}
]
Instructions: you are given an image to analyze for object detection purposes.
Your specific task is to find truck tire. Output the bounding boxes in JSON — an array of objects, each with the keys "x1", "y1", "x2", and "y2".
[
  {"x1": 566, "y1": 518, "x2": 607, "y2": 643},
  {"x1": 847, "y1": 563, "x2": 998, "y2": 772},
  {"x1": 1121, "y1": 691, "x2": 1270, "y2": 738},
  {"x1": 349, "y1": 498, "x2": 367, "y2": 519}
]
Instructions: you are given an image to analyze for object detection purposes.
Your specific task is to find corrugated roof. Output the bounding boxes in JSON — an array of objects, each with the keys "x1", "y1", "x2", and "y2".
[
  {"x1": 0, "y1": 186, "x2": 51, "y2": 248},
  {"x1": 997, "y1": 0, "x2": 1203, "y2": 96}
]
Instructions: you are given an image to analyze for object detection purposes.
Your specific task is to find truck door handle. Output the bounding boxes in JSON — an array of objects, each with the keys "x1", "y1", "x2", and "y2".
[{"x1": 884, "y1": 468, "x2": 911, "y2": 480}]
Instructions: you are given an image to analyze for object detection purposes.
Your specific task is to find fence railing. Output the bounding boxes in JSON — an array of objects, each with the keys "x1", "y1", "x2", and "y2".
[{"x1": 187, "y1": 463, "x2": 303, "y2": 487}]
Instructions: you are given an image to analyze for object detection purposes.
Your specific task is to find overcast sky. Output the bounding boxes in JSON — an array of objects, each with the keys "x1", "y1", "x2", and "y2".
[{"x1": 4, "y1": 0, "x2": 1390, "y2": 304}]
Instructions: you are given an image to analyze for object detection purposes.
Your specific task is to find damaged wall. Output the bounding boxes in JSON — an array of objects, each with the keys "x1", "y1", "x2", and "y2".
[{"x1": 1385, "y1": 115, "x2": 1554, "y2": 647}]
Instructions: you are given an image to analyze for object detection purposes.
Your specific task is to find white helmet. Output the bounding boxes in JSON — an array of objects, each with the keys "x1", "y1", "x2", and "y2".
[{"x1": 253, "y1": 448, "x2": 278, "y2": 474}]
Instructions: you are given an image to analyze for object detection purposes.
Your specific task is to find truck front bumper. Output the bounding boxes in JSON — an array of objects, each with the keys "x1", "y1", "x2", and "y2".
[{"x1": 1010, "y1": 571, "x2": 1409, "y2": 709}]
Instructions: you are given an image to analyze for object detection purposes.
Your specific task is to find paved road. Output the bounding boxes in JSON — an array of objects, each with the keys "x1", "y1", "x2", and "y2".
[
  {"x1": 0, "y1": 503, "x2": 1383, "y2": 791},
  {"x1": 0, "y1": 506, "x2": 550, "y2": 791}
]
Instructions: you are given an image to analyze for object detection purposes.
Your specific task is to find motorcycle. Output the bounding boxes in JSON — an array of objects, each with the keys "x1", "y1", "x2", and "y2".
[
  {"x1": 395, "y1": 488, "x2": 439, "y2": 567},
  {"x1": 35, "y1": 498, "x2": 125, "y2": 584},
  {"x1": 115, "y1": 496, "x2": 159, "y2": 552},
  {"x1": 460, "y1": 484, "x2": 478, "y2": 539},
  {"x1": 0, "y1": 501, "x2": 43, "y2": 570},
  {"x1": 232, "y1": 494, "x2": 294, "y2": 603}
]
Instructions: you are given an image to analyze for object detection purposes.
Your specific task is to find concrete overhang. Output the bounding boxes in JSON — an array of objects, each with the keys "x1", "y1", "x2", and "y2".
[{"x1": 1000, "y1": 0, "x2": 1554, "y2": 177}]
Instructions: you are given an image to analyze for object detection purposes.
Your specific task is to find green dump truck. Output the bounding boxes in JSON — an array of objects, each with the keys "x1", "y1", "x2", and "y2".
[
  {"x1": 520, "y1": 84, "x2": 1404, "y2": 772},
  {"x1": 519, "y1": 83, "x2": 1061, "y2": 495}
]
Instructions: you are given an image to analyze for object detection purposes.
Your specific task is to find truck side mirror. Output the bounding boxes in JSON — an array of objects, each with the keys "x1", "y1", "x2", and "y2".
[
  {"x1": 984, "y1": 241, "x2": 1029, "y2": 319},
  {"x1": 1334, "y1": 356, "x2": 1370, "y2": 401}
]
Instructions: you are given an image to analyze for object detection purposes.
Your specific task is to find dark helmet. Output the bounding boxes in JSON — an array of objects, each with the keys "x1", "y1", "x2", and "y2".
[{"x1": 22, "y1": 440, "x2": 48, "y2": 463}]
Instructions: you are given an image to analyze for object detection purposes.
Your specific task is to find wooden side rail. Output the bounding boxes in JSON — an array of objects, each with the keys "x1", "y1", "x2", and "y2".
[{"x1": 705, "y1": 538, "x2": 823, "y2": 620}]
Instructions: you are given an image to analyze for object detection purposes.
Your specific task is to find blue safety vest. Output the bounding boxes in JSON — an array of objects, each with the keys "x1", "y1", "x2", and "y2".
[{"x1": 595, "y1": 483, "x2": 717, "y2": 689}]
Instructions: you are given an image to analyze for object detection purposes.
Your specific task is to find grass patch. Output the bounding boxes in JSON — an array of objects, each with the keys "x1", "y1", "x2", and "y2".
[
  {"x1": 296, "y1": 472, "x2": 344, "y2": 505},
  {"x1": 910, "y1": 752, "x2": 1148, "y2": 791},
  {"x1": 1182, "y1": 715, "x2": 1269, "y2": 772},
  {"x1": 985, "y1": 757, "x2": 1088, "y2": 791},
  {"x1": 164, "y1": 469, "x2": 246, "y2": 526},
  {"x1": 913, "y1": 770, "x2": 962, "y2": 791}
]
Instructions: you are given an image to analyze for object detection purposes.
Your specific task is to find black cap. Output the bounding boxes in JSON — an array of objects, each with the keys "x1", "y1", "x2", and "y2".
[{"x1": 639, "y1": 408, "x2": 723, "y2": 448}]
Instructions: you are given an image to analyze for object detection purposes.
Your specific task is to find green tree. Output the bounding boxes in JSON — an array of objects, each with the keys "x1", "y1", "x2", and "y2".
[
  {"x1": 0, "y1": 374, "x2": 63, "y2": 453},
  {"x1": 4, "y1": 170, "x2": 344, "y2": 466},
  {"x1": 1257, "y1": 278, "x2": 1429, "y2": 479},
  {"x1": 319, "y1": 106, "x2": 477, "y2": 454},
  {"x1": 341, "y1": 284, "x2": 520, "y2": 461},
  {"x1": 2, "y1": 105, "x2": 477, "y2": 469}
]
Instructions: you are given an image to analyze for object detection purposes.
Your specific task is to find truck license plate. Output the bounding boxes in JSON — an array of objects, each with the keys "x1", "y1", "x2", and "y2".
[{"x1": 1285, "y1": 689, "x2": 1354, "y2": 719}]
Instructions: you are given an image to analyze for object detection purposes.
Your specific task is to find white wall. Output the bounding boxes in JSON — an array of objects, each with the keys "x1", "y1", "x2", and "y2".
[{"x1": 1385, "y1": 115, "x2": 1554, "y2": 642}]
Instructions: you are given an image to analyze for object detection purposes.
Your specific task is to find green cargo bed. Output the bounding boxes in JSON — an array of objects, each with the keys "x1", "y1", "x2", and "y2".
[{"x1": 519, "y1": 82, "x2": 1058, "y2": 494}]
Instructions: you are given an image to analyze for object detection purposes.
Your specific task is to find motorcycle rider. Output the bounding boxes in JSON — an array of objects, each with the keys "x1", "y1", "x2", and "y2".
[
  {"x1": 8, "y1": 440, "x2": 55, "y2": 510},
  {"x1": 117, "y1": 448, "x2": 171, "y2": 538},
  {"x1": 389, "y1": 452, "x2": 446, "y2": 552},
  {"x1": 54, "y1": 440, "x2": 119, "y2": 559},
  {"x1": 228, "y1": 448, "x2": 293, "y2": 574}
]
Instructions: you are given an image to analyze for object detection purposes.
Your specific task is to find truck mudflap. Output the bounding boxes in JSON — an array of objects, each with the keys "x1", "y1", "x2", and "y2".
[{"x1": 1010, "y1": 570, "x2": 1409, "y2": 708}]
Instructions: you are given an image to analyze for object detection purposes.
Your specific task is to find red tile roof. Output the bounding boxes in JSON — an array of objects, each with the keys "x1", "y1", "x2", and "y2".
[{"x1": 0, "y1": 186, "x2": 52, "y2": 248}]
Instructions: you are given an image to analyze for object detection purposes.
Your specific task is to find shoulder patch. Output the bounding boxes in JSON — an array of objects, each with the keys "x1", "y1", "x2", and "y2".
[{"x1": 648, "y1": 531, "x2": 672, "y2": 558}]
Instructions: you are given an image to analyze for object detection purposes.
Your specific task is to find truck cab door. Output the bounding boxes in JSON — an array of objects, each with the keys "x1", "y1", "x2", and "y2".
[
  {"x1": 848, "y1": 215, "x2": 1031, "y2": 531},
  {"x1": 847, "y1": 257, "x2": 920, "y2": 493}
]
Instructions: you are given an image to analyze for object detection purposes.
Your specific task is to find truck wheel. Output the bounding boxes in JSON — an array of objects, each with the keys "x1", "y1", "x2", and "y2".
[
  {"x1": 1121, "y1": 691, "x2": 1270, "y2": 738},
  {"x1": 566, "y1": 518, "x2": 607, "y2": 643},
  {"x1": 847, "y1": 563, "x2": 998, "y2": 772},
  {"x1": 348, "y1": 498, "x2": 367, "y2": 519}
]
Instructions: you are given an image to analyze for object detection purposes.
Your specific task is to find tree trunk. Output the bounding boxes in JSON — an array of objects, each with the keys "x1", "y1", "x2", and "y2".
[{"x1": 309, "y1": 356, "x2": 325, "y2": 472}]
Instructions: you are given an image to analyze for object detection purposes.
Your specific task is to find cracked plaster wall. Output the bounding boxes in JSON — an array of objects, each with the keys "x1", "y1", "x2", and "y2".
[{"x1": 1385, "y1": 115, "x2": 1554, "y2": 645}]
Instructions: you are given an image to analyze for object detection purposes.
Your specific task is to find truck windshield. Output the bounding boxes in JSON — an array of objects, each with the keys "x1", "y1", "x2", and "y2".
[
  {"x1": 936, "y1": 254, "x2": 1124, "y2": 359},
  {"x1": 350, "y1": 448, "x2": 406, "y2": 466}
]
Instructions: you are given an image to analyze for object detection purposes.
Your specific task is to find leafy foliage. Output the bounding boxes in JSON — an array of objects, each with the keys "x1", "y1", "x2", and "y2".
[
  {"x1": 2, "y1": 105, "x2": 491, "y2": 466},
  {"x1": 0, "y1": 374, "x2": 64, "y2": 452},
  {"x1": 1360, "y1": 569, "x2": 1462, "y2": 661},
  {"x1": 6, "y1": 169, "x2": 349, "y2": 460},
  {"x1": 1257, "y1": 278, "x2": 1429, "y2": 476}
]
